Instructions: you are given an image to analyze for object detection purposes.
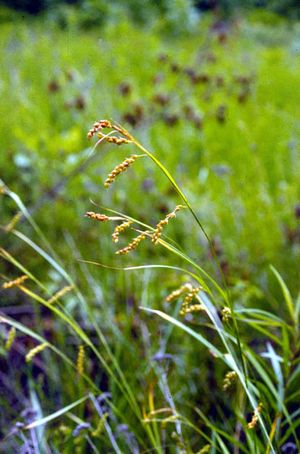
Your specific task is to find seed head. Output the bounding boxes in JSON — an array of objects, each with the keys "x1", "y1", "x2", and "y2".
[
  {"x1": 26, "y1": 342, "x2": 48, "y2": 363},
  {"x1": 87, "y1": 120, "x2": 112, "y2": 139},
  {"x1": 166, "y1": 283, "x2": 193, "y2": 302},
  {"x1": 104, "y1": 155, "x2": 138, "y2": 188},
  {"x1": 152, "y1": 205, "x2": 184, "y2": 245},
  {"x1": 222, "y1": 307, "x2": 232, "y2": 323},
  {"x1": 76, "y1": 345, "x2": 85, "y2": 375},
  {"x1": 116, "y1": 232, "x2": 147, "y2": 255},
  {"x1": 48, "y1": 285, "x2": 74, "y2": 304},
  {"x1": 112, "y1": 220, "x2": 133, "y2": 243},
  {"x1": 223, "y1": 370, "x2": 237, "y2": 391},
  {"x1": 2, "y1": 275, "x2": 28, "y2": 289},
  {"x1": 5, "y1": 327, "x2": 16, "y2": 351},
  {"x1": 179, "y1": 287, "x2": 202, "y2": 315},
  {"x1": 98, "y1": 132, "x2": 132, "y2": 146},
  {"x1": 85, "y1": 212, "x2": 109, "y2": 222},
  {"x1": 247, "y1": 403, "x2": 263, "y2": 429}
]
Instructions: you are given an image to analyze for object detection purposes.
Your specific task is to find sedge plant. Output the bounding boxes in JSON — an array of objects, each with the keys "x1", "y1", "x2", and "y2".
[{"x1": 82, "y1": 119, "x2": 300, "y2": 453}]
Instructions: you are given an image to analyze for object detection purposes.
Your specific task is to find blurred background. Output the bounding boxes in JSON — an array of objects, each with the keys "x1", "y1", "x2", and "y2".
[{"x1": 0, "y1": 0, "x2": 299, "y2": 451}]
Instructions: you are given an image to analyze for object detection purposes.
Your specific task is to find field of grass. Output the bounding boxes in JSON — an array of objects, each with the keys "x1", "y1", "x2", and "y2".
[{"x1": 0, "y1": 12, "x2": 300, "y2": 453}]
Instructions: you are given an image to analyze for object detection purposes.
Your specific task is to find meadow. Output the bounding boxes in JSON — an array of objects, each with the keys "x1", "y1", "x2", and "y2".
[{"x1": 0, "y1": 10, "x2": 300, "y2": 453}]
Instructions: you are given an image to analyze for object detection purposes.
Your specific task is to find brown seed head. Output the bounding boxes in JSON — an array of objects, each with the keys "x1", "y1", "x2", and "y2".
[
  {"x1": 87, "y1": 120, "x2": 112, "y2": 139},
  {"x1": 152, "y1": 205, "x2": 184, "y2": 245},
  {"x1": 97, "y1": 132, "x2": 132, "y2": 146},
  {"x1": 104, "y1": 155, "x2": 138, "y2": 188},
  {"x1": 85, "y1": 212, "x2": 109, "y2": 222}
]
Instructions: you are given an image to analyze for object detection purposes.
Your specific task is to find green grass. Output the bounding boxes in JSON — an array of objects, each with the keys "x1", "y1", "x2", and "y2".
[{"x1": 0, "y1": 14, "x2": 300, "y2": 453}]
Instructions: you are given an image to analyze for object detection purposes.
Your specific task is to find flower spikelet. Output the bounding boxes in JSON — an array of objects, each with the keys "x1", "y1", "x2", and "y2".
[
  {"x1": 179, "y1": 287, "x2": 202, "y2": 315},
  {"x1": 116, "y1": 232, "x2": 147, "y2": 255},
  {"x1": 152, "y1": 205, "x2": 184, "y2": 245},
  {"x1": 85, "y1": 212, "x2": 109, "y2": 222},
  {"x1": 112, "y1": 220, "x2": 133, "y2": 243},
  {"x1": 26, "y1": 342, "x2": 48, "y2": 363},
  {"x1": 77, "y1": 345, "x2": 85, "y2": 375},
  {"x1": 87, "y1": 120, "x2": 132, "y2": 144},
  {"x1": 3, "y1": 275, "x2": 28, "y2": 289},
  {"x1": 104, "y1": 155, "x2": 138, "y2": 188},
  {"x1": 5, "y1": 327, "x2": 16, "y2": 351},
  {"x1": 98, "y1": 132, "x2": 132, "y2": 146},
  {"x1": 48, "y1": 285, "x2": 73, "y2": 304},
  {"x1": 222, "y1": 307, "x2": 232, "y2": 323},
  {"x1": 166, "y1": 283, "x2": 193, "y2": 302},
  {"x1": 248, "y1": 403, "x2": 263, "y2": 429},
  {"x1": 87, "y1": 120, "x2": 112, "y2": 139},
  {"x1": 223, "y1": 371, "x2": 237, "y2": 391}
]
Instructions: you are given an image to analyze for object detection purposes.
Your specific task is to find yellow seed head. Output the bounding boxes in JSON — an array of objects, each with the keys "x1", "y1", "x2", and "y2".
[
  {"x1": 222, "y1": 307, "x2": 232, "y2": 323},
  {"x1": 152, "y1": 205, "x2": 184, "y2": 245},
  {"x1": 179, "y1": 287, "x2": 202, "y2": 315},
  {"x1": 116, "y1": 232, "x2": 147, "y2": 255},
  {"x1": 85, "y1": 212, "x2": 109, "y2": 222},
  {"x1": 26, "y1": 342, "x2": 48, "y2": 363},
  {"x1": 247, "y1": 403, "x2": 263, "y2": 429},
  {"x1": 4, "y1": 211, "x2": 22, "y2": 232},
  {"x1": 166, "y1": 283, "x2": 193, "y2": 302},
  {"x1": 182, "y1": 303, "x2": 205, "y2": 314},
  {"x1": 104, "y1": 155, "x2": 138, "y2": 188},
  {"x1": 223, "y1": 371, "x2": 238, "y2": 391},
  {"x1": 3, "y1": 275, "x2": 28, "y2": 289},
  {"x1": 76, "y1": 345, "x2": 85, "y2": 375},
  {"x1": 5, "y1": 327, "x2": 16, "y2": 351},
  {"x1": 48, "y1": 285, "x2": 73, "y2": 304},
  {"x1": 112, "y1": 220, "x2": 133, "y2": 243}
]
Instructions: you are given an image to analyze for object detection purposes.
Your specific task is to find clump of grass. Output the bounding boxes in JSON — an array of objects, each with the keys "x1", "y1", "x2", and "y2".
[{"x1": 82, "y1": 119, "x2": 300, "y2": 453}]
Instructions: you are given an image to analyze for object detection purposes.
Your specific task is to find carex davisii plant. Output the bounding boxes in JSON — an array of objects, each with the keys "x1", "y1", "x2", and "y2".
[{"x1": 84, "y1": 119, "x2": 297, "y2": 453}]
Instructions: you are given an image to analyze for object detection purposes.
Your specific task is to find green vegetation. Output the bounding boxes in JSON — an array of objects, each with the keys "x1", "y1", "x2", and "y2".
[{"x1": 0, "y1": 10, "x2": 299, "y2": 453}]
